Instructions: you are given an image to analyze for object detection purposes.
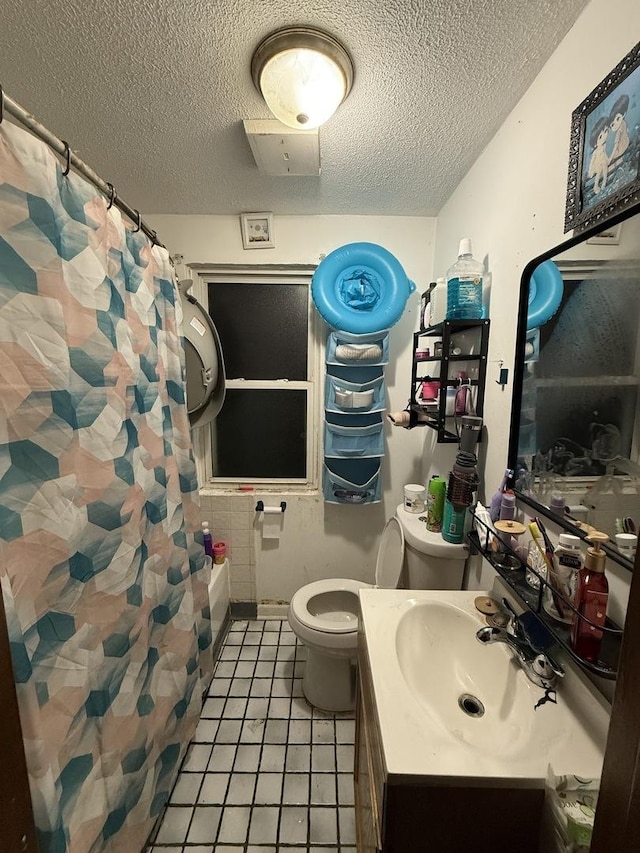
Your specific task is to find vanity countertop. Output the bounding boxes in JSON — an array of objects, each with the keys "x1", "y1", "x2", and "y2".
[{"x1": 358, "y1": 587, "x2": 610, "y2": 784}]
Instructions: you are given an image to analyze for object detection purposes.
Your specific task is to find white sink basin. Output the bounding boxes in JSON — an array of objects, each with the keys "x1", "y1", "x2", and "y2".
[
  {"x1": 360, "y1": 587, "x2": 610, "y2": 782},
  {"x1": 395, "y1": 599, "x2": 537, "y2": 757}
]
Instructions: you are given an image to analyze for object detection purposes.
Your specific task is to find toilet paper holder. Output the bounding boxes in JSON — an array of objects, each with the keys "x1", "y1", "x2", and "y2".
[{"x1": 255, "y1": 501, "x2": 287, "y2": 514}]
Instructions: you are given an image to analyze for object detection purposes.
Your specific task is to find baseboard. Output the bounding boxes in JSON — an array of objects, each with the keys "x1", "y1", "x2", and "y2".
[
  {"x1": 230, "y1": 601, "x2": 258, "y2": 619},
  {"x1": 257, "y1": 603, "x2": 289, "y2": 619}
]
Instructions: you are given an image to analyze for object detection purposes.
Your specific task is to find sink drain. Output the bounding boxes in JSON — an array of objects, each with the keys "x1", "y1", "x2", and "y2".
[{"x1": 458, "y1": 694, "x2": 485, "y2": 718}]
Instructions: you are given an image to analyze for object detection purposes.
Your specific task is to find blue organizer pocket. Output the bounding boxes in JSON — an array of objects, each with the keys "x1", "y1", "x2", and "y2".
[
  {"x1": 323, "y1": 458, "x2": 382, "y2": 504},
  {"x1": 325, "y1": 368, "x2": 385, "y2": 413},
  {"x1": 326, "y1": 329, "x2": 390, "y2": 366},
  {"x1": 324, "y1": 418, "x2": 384, "y2": 458}
]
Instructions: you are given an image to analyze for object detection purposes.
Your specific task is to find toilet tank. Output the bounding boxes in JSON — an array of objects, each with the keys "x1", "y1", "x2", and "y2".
[{"x1": 395, "y1": 504, "x2": 467, "y2": 589}]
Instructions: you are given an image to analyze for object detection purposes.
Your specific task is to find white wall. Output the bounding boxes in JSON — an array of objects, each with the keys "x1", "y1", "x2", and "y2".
[
  {"x1": 146, "y1": 214, "x2": 437, "y2": 601},
  {"x1": 433, "y1": 0, "x2": 640, "y2": 592}
]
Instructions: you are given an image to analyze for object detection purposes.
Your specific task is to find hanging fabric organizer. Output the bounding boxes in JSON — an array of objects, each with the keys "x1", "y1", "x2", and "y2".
[{"x1": 312, "y1": 243, "x2": 415, "y2": 505}]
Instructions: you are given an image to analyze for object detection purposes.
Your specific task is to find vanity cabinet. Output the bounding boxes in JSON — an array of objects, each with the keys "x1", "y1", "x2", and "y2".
[
  {"x1": 407, "y1": 319, "x2": 490, "y2": 442},
  {"x1": 354, "y1": 628, "x2": 544, "y2": 853}
]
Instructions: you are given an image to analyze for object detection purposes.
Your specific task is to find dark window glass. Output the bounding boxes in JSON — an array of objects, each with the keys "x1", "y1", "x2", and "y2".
[
  {"x1": 213, "y1": 389, "x2": 307, "y2": 479},
  {"x1": 208, "y1": 282, "x2": 308, "y2": 380}
]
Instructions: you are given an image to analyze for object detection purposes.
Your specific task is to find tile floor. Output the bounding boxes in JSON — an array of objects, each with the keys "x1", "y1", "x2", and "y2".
[{"x1": 150, "y1": 619, "x2": 357, "y2": 852}]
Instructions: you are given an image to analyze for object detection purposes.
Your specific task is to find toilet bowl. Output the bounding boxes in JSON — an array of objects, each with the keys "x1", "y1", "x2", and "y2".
[{"x1": 288, "y1": 510, "x2": 468, "y2": 712}]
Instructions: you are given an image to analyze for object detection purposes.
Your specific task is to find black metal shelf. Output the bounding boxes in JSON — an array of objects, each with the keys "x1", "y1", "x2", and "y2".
[
  {"x1": 406, "y1": 319, "x2": 490, "y2": 442},
  {"x1": 468, "y1": 511, "x2": 623, "y2": 680}
]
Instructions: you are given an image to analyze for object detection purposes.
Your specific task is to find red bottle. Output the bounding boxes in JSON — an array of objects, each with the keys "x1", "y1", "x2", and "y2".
[{"x1": 570, "y1": 532, "x2": 609, "y2": 664}]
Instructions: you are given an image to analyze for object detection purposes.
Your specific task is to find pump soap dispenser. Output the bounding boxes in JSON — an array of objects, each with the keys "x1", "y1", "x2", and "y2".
[{"x1": 570, "y1": 531, "x2": 609, "y2": 664}]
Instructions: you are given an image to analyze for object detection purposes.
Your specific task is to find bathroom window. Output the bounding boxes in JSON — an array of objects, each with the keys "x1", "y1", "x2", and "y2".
[{"x1": 202, "y1": 268, "x2": 320, "y2": 486}]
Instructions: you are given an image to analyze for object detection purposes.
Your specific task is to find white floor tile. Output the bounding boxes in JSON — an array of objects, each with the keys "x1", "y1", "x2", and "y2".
[
  {"x1": 226, "y1": 772, "x2": 257, "y2": 805},
  {"x1": 155, "y1": 806, "x2": 192, "y2": 844},
  {"x1": 260, "y1": 744, "x2": 286, "y2": 772},
  {"x1": 183, "y1": 744, "x2": 213, "y2": 772},
  {"x1": 245, "y1": 697, "x2": 269, "y2": 719},
  {"x1": 239, "y1": 647, "x2": 260, "y2": 660},
  {"x1": 285, "y1": 744, "x2": 310, "y2": 773},
  {"x1": 268, "y1": 697, "x2": 291, "y2": 718},
  {"x1": 254, "y1": 660, "x2": 276, "y2": 678},
  {"x1": 254, "y1": 772, "x2": 283, "y2": 805},
  {"x1": 337, "y1": 773, "x2": 355, "y2": 805},
  {"x1": 248, "y1": 806, "x2": 279, "y2": 845},
  {"x1": 310, "y1": 807, "x2": 338, "y2": 845},
  {"x1": 197, "y1": 772, "x2": 229, "y2": 805},
  {"x1": 207, "y1": 744, "x2": 236, "y2": 772},
  {"x1": 209, "y1": 677, "x2": 232, "y2": 696},
  {"x1": 223, "y1": 697, "x2": 248, "y2": 718},
  {"x1": 234, "y1": 661, "x2": 256, "y2": 678},
  {"x1": 240, "y1": 718, "x2": 265, "y2": 743},
  {"x1": 169, "y1": 773, "x2": 202, "y2": 805},
  {"x1": 312, "y1": 720, "x2": 334, "y2": 744},
  {"x1": 215, "y1": 719, "x2": 243, "y2": 743},
  {"x1": 288, "y1": 719, "x2": 311, "y2": 743},
  {"x1": 202, "y1": 697, "x2": 225, "y2": 718},
  {"x1": 282, "y1": 773, "x2": 309, "y2": 805},
  {"x1": 339, "y1": 806, "x2": 356, "y2": 844},
  {"x1": 279, "y1": 806, "x2": 308, "y2": 844},
  {"x1": 186, "y1": 805, "x2": 222, "y2": 844},
  {"x1": 193, "y1": 719, "x2": 219, "y2": 743},
  {"x1": 312, "y1": 745, "x2": 336, "y2": 773},
  {"x1": 218, "y1": 805, "x2": 251, "y2": 844},
  {"x1": 311, "y1": 773, "x2": 337, "y2": 805},
  {"x1": 335, "y1": 719, "x2": 355, "y2": 744},
  {"x1": 264, "y1": 719, "x2": 288, "y2": 743},
  {"x1": 233, "y1": 744, "x2": 261, "y2": 773},
  {"x1": 336, "y1": 744, "x2": 354, "y2": 773}
]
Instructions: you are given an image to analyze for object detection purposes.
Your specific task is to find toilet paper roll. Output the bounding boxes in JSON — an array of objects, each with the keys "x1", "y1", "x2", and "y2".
[{"x1": 262, "y1": 506, "x2": 283, "y2": 540}]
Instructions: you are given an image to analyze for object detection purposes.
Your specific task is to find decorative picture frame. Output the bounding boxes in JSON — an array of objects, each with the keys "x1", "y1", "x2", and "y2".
[
  {"x1": 240, "y1": 212, "x2": 275, "y2": 249},
  {"x1": 564, "y1": 41, "x2": 640, "y2": 233}
]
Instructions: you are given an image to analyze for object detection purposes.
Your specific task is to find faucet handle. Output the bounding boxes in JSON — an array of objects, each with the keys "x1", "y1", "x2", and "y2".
[{"x1": 532, "y1": 653, "x2": 565, "y2": 681}]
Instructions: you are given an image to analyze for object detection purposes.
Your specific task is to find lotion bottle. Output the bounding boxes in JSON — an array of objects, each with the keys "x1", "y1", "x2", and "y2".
[{"x1": 570, "y1": 532, "x2": 609, "y2": 663}]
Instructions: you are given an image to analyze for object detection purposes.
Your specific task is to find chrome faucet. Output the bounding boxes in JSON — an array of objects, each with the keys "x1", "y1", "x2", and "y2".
[{"x1": 476, "y1": 624, "x2": 565, "y2": 690}]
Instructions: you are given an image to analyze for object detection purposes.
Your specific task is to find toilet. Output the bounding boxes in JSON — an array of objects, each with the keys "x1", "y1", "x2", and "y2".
[{"x1": 287, "y1": 507, "x2": 467, "y2": 712}]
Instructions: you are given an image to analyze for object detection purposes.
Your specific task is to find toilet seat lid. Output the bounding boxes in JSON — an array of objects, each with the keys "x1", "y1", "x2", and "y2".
[{"x1": 375, "y1": 516, "x2": 405, "y2": 588}]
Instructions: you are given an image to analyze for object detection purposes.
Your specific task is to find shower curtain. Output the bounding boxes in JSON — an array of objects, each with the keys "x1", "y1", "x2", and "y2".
[{"x1": 0, "y1": 121, "x2": 211, "y2": 852}]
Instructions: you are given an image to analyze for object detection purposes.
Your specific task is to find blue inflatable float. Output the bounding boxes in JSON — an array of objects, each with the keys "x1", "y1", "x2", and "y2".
[
  {"x1": 527, "y1": 259, "x2": 564, "y2": 330},
  {"x1": 312, "y1": 242, "x2": 415, "y2": 333}
]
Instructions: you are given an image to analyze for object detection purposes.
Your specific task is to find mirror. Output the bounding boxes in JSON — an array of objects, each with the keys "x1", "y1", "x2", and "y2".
[{"x1": 509, "y1": 203, "x2": 640, "y2": 570}]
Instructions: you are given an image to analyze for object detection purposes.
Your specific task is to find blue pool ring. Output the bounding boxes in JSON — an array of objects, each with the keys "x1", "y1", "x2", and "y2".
[
  {"x1": 527, "y1": 260, "x2": 564, "y2": 330},
  {"x1": 312, "y1": 242, "x2": 415, "y2": 333}
]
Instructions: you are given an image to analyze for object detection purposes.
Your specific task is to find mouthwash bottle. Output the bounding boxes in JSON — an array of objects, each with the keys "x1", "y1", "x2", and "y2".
[{"x1": 446, "y1": 238, "x2": 484, "y2": 320}]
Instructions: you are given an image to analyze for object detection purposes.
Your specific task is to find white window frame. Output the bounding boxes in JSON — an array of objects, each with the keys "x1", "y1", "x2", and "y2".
[{"x1": 188, "y1": 265, "x2": 322, "y2": 490}]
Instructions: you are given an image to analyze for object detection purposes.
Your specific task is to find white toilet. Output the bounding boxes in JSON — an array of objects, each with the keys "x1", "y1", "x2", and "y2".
[{"x1": 287, "y1": 507, "x2": 467, "y2": 712}]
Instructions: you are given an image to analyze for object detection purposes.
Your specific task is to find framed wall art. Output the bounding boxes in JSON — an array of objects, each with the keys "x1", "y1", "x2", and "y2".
[
  {"x1": 564, "y1": 41, "x2": 640, "y2": 233},
  {"x1": 240, "y1": 212, "x2": 275, "y2": 249}
]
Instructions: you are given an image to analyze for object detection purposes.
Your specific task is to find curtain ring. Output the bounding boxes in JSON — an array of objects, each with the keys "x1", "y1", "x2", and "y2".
[
  {"x1": 132, "y1": 210, "x2": 141, "y2": 233},
  {"x1": 106, "y1": 182, "x2": 117, "y2": 209},
  {"x1": 62, "y1": 141, "x2": 72, "y2": 176},
  {"x1": 0, "y1": 85, "x2": 4, "y2": 124}
]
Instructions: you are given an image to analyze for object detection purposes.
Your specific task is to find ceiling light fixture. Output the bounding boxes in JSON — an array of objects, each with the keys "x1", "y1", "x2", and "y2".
[{"x1": 251, "y1": 27, "x2": 354, "y2": 130}]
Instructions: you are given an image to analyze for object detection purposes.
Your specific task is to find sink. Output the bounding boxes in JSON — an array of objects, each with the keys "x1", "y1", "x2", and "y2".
[
  {"x1": 359, "y1": 587, "x2": 610, "y2": 781},
  {"x1": 395, "y1": 599, "x2": 537, "y2": 756}
]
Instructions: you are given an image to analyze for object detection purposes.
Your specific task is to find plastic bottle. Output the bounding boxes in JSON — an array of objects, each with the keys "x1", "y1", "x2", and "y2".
[
  {"x1": 429, "y1": 277, "x2": 448, "y2": 326},
  {"x1": 499, "y1": 490, "x2": 516, "y2": 521},
  {"x1": 489, "y1": 468, "x2": 513, "y2": 522},
  {"x1": 544, "y1": 533, "x2": 583, "y2": 624},
  {"x1": 570, "y1": 532, "x2": 609, "y2": 663},
  {"x1": 202, "y1": 522, "x2": 213, "y2": 559},
  {"x1": 446, "y1": 238, "x2": 484, "y2": 320}
]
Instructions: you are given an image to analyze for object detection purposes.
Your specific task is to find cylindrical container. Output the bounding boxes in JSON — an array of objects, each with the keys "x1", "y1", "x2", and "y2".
[
  {"x1": 426, "y1": 476, "x2": 446, "y2": 532},
  {"x1": 544, "y1": 533, "x2": 583, "y2": 623},
  {"x1": 444, "y1": 387, "x2": 457, "y2": 416},
  {"x1": 615, "y1": 532, "x2": 637, "y2": 560},
  {"x1": 213, "y1": 540, "x2": 227, "y2": 565},
  {"x1": 447, "y1": 452, "x2": 479, "y2": 509},
  {"x1": 442, "y1": 498, "x2": 466, "y2": 543},
  {"x1": 499, "y1": 490, "x2": 516, "y2": 521},
  {"x1": 404, "y1": 484, "x2": 426, "y2": 514},
  {"x1": 548, "y1": 493, "x2": 566, "y2": 515},
  {"x1": 430, "y1": 277, "x2": 448, "y2": 326},
  {"x1": 419, "y1": 379, "x2": 440, "y2": 401}
]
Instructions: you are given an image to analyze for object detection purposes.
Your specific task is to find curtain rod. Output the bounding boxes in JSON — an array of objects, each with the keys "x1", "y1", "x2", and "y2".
[{"x1": 0, "y1": 85, "x2": 162, "y2": 248}]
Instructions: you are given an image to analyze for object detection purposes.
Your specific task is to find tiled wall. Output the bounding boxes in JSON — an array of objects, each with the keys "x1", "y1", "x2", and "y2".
[{"x1": 200, "y1": 493, "x2": 256, "y2": 601}]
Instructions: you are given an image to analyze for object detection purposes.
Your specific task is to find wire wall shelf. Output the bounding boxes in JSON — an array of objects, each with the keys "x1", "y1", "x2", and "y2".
[{"x1": 469, "y1": 509, "x2": 623, "y2": 680}]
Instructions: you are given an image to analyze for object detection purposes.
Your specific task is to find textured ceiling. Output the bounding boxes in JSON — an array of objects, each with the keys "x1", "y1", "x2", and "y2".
[{"x1": 1, "y1": 0, "x2": 588, "y2": 216}]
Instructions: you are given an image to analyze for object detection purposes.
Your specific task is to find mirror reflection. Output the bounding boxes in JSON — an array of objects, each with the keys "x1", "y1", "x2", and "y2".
[{"x1": 513, "y1": 211, "x2": 640, "y2": 564}]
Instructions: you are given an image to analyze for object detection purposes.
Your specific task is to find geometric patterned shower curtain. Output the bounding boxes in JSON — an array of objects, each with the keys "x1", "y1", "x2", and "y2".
[{"x1": 0, "y1": 121, "x2": 211, "y2": 852}]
